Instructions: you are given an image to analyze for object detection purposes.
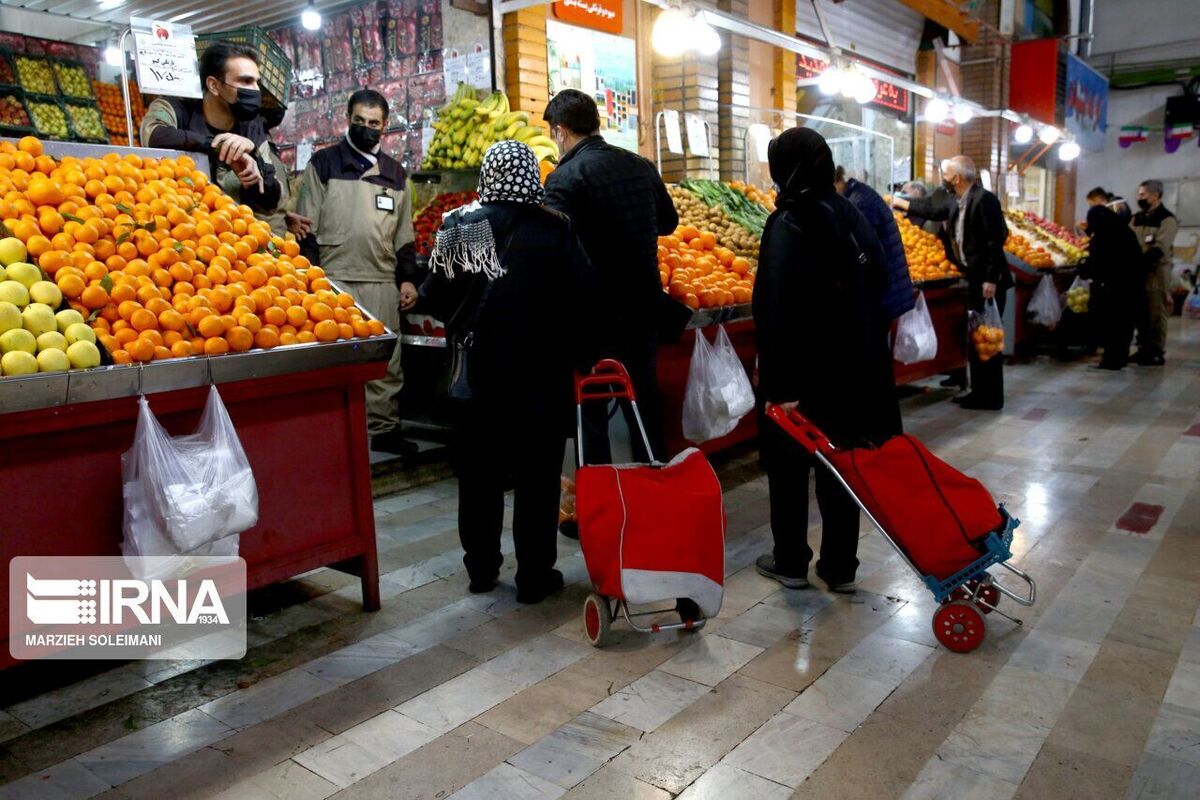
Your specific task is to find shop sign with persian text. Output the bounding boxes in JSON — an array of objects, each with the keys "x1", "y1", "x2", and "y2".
[
  {"x1": 553, "y1": 0, "x2": 623, "y2": 35},
  {"x1": 796, "y1": 53, "x2": 909, "y2": 116}
]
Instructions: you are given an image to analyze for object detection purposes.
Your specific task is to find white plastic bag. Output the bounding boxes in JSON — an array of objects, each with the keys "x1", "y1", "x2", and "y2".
[
  {"x1": 893, "y1": 291, "x2": 938, "y2": 365},
  {"x1": 682, "y1": 325, "x2": 755, "y2": 444},
  {"x1": 1028, "y1": 274, "x2": 1063, "y2": 328},
  {"x1": 124, "y1": 386, "x2": 259, "y2": 554},
  {"x1": 1065, "y1": 275, "x2": 1091, "y2": 314}
]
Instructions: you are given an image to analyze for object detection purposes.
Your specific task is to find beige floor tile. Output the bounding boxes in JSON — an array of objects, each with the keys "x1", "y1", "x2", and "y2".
[
  {"x1": 902, "y1": 758, "x2": 1019, "y2": 800},
  {"x1": 675, "y1": 763, "x2": 791, "y2": 799},
  {"x1": 209, "y1": 760, "x2": 338, "y2": 800},
  {"x1": 657, "y1": 635, "x2": 763, "y2": 687},
  {"x1": 449, "y1": 762, "x2": 564, "y2": 799},
  {"x1": 1012, "y1": 741, "x2": 1133, "y2": 800},
  {"x1": 722, "y1": 711, "x2": 848, "y2": 788},
  {"x1": 937, "y1": 709, "x2": 1049, "y2": 785},
  {"x1": 1046, "y1": 683, "x2": 1161, "y2": 768},
  {"x1": 561, "y1": 764, "x2": 672, "y2": 800},
  {"x1": 590, "y1": 671, "x2": 711, "y2": 733}
]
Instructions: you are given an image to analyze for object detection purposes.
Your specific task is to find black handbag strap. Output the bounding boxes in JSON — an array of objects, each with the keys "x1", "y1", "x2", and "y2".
[{"x1": 449, "y1": 210, "x2": 526, "y2": 340}]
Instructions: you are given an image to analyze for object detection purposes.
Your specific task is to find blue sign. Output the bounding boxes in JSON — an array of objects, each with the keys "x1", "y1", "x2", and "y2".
[{"x1": 1065, "y1": 53, "x2": 1108, "y2": 152}]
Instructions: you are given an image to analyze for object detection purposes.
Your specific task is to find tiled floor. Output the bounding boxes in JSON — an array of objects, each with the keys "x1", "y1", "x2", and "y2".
[{"x1": 2, "y1": 318, "x2": 1199, "y2": 800}]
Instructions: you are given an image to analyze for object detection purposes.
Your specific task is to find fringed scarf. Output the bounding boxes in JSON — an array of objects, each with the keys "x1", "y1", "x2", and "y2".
[{"x1": 428, "y1": 140, "x2": 545, "y2": 280}]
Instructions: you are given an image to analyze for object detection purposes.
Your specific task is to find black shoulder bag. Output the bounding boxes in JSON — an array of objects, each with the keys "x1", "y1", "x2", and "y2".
[{"x1": 446, "y1": 214, "x2": 524, "y2": 403}]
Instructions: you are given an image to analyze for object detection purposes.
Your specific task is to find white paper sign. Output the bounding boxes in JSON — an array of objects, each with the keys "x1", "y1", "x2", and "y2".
[
  {"x1": 131, "y1": 17, "x2": 201, "y2": 99},
  {"x1": 295, "y1": 141, "x2": 314, "y2": 173},
  {"x1": 748, "y1": 123, "x2": 770, "y2": 163},
  {"x1": 1005, "y1": 170, "x2": 1020, "y2": 196},
  {"x1": 442, "y1": 51, "x2": 469, "y2": 93},
  {"x1": 421, "y1": 123, "x2": 435, "y2": 158},
  {"x1": 467, "y1": 50, "x2": 491, "y2": 90},
  {"x1": 685, "y1": 113, "x2": 709, "y2": 157},
  {"x1": 663, "y1": 110, "x2": 683, "y2": 155}
]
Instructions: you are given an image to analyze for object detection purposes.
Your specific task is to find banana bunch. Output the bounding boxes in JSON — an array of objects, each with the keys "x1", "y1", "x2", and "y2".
[{"x1": 422, "y1": 82, "x2": 560, "y2": 171}]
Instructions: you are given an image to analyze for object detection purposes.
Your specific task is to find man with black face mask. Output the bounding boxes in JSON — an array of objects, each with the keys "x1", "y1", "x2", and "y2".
[
  {"x1": 1130, "y1": 179, "x2": 1177, "y2": 366},
  {"x1": 297, "y1": 90, "x2": 420, "y2": 458},
  {"x1": 141, "y1": 42, "x2": 284, "y2": 225}
]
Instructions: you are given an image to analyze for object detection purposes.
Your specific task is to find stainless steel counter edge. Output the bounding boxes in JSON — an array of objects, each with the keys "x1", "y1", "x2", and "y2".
[{"x1": 0, "y1": 334, "x2": 396, "y2": 416}]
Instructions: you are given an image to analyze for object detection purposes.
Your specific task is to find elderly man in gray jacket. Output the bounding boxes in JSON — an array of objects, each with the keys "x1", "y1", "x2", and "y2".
[{"x1": 1130, "y1": 179, "x2": 1178, "y2": 366}]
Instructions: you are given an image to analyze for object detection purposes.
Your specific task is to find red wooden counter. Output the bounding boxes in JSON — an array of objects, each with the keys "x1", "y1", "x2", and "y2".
[{"x1": 0, "y1": 340, "x2": 392, "y2": 670}]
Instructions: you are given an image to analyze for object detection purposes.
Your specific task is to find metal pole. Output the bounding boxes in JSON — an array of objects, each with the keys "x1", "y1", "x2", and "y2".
[
  {"x1": 809, "y1": 0, "x2": 838, "y2": 53},
  {"x1": 118, "y1": 27, "x2": 135, "y2": 146}
]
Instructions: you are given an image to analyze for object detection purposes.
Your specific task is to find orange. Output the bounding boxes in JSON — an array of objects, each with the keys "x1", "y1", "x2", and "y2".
[
  {"x1": 254, "y1": 327, "x2": 280, "y2": 349},
  {"x1": 196, "y1": 315, "x2": 224, "y2": 338},
  {"x1": 351, "y1": 319, "x2": 372, "y2": 338},
  {"x1": 153, "y1": 345, "x2": 172, "y2": 361},
  {"x1": 203, "y1": 337, "x2": 230, "y2": 355},
  {"x1": 236, "y1": 313, "x2": 262, "y2": 335},
  {"x1": 111, "y1": 349, "x2": 132, "y2": 364},
  {"x1": 130, "y1": 308, "x2": 158, "y2": 332},
  {"x1": 297, "y1": 331, "x2": 317, "y2": 344},
  {"x1": 218, "y1": 314, "x2": 237, "y2": 332},
  {"x1": 170, "y1": 340, "x2": 193, "y2": 358},
  {"x1": 366, "y1": 320, "x2": 385, "y2": 336},
  {"x1": 80, "y1": 285, "x2": 109, "y2": 310},
  {"x1": 139, "y1": 329, "x2": 164, "y2": 348},
  {"x1": 308, "y1": 302, "x2": 334, "y2": 322},
  {"x1": 313, "y1": 319, "x2": 339, "y2": 342},
  {"x1": 25, "y1": 235, "x2": 52, "y2": 257},
  {"x1": 159, "y1": 309, "x2": 185, "y2": 331},
  {"x1": 17, "y1": 136, "x2": 42, "y2": 158},
  {"x1": 285, "y1": 305, "x2": 307, "y2": 327},
  {"x1": 263, "y1": 305, "x2": 286, "y2": 327},
  {"x1": 127, "y1": 338, "x2": 155, "y2": 363},
  {"x1": 337, "y1": 323, "x2": 354, "y2": 340},
  {"x1": 57, "y1": 272, "x2": 85, "y2": 299},
  {"x1": 226, "y1": 326, "x2": 253, "y2": 352}
]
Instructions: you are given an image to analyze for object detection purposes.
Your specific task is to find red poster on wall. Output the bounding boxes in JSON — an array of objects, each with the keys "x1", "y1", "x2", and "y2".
[{"x1": 553, "y1": 0, "x2": 623, "y2": 35}]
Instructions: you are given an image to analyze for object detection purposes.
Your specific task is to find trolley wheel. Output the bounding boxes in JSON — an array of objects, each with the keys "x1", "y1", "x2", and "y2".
[
  {"x1": 932, "y1": 601, "x2": 986, "y2": 653},
  {"x1": 976, "y1": 583, "x2": 1000, "y2": 614},
  {"x1": 583, "y1": 594, "x2": 611, "y2": 647},
  {"x1": 675, "y1": 598, "x2": 702, "y2": 629}
]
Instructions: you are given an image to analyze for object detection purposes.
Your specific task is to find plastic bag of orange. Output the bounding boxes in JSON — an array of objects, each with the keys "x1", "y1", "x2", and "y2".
[
  {"x1": 559, "y1": 475, "x2": 576, "y2": 526},
  {"x1": 970, "y1": 299, "x2": 1005, "y2": 362}
]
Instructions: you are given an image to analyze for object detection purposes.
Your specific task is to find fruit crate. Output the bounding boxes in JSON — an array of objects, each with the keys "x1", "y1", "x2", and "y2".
[
  {"x1": 12, "y1": 54, "x2": 58, "y2": 96},
  {"x1": 0, "y1": 87, "x2": 35, "y2": 136},
  {"x1": 62, "y1": 98, "x2": 107, "y2": 143},
  {"x1": 23, "y1": 93, "x2": 75, "y2": 141},
  {"x1": 50, "y1": 59, "x2": 95, "y2": 101},
  {"x1": 196, "y1": 27, "x2": 291, "y2": 109},
  {"x1": 0, "y1": 51, "x2": 18, "y2": 89}
]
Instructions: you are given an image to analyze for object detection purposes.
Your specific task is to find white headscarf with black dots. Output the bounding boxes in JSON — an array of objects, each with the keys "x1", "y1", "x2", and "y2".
[
  {"x1": 477, "y1": 140, "x2": 545, "y2": 206},
  {"x1": 430, "y1": 141, "x2": 545, "y2": 279}
]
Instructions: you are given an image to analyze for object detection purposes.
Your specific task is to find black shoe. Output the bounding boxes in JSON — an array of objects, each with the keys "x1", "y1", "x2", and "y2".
[
  {"x1": 755, "y1": 555, "x2": 810, "y2": 589},
  {"x1": 957, "y1": 395, "x2": 1003, "y2": 411},
  {"x1": 559, "y1": 519, "x2": 579, "y2": 540},
  {"x1": 1131, "y1": 351, "x2": 1165, "y2": 366},
  {"x1": 371, "y1": 430, "x2": 420, "y2": 458},
  {"x1": 468, "y1": 575, "x2": 498, "y2": 594},
  {"x1": 1091, "y1": 362, "x2": 1124, "y2": 371},
  {"x1": 516, "y1": 569, "x2": 564, "y2": 604},
  {"x1": 939, "y1": 376, "x2": 966, "y2": 389}
]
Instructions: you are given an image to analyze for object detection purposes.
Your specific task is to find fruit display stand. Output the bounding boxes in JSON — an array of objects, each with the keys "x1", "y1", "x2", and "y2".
[
  {"x1": 1007, "y1": 254, "x2": 1086, "y2": 357},
  {"x1": 0, "y1": 141, "x2": 394, "y2": 670}
]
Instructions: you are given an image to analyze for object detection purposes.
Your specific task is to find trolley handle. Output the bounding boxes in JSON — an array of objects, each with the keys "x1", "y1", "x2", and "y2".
[
  {"x1": 992, "y1": 562, "x2": 1037, "y2": 607},
  {"x1": 764, "y1": 403, "x2": 834, "y2": 456},
  {"x1": 575, "y1": 359, "x2": 636, "y2": 404}
]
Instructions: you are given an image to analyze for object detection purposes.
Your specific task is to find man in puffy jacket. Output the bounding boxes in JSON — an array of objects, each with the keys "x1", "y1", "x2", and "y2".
[
  {"x1": 1130, "y1": 179, "x2": 1177, "y2": 366},
  {"x1": 836, "y1": 166, "x2": 914, "y2": 321}
]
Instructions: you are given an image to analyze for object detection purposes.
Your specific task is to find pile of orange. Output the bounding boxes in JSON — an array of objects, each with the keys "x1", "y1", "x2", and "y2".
[
  {"x1": 971, "y1": 324, "x2": 1004, "y2": 361},
  {"x1": 1004, "y1": 232, "x2": 1053, "y2": 269},
  {"x1": 93, "y1": 81, "x2": 147, "y2": 147},
  {"x1": 658, "y1": 224, "x2": 754, "y2": 310},
  {"x1": 0, "y1": 136, "x2": 386, "y2": 365},
  {"x1": 895, "y1": 212, "x2": 961, "y2": 283}
]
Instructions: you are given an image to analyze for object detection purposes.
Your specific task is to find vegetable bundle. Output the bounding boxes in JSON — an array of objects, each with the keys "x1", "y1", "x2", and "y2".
[{"x1": 679, "y1": 179, "x2": 771, "y2": 234}]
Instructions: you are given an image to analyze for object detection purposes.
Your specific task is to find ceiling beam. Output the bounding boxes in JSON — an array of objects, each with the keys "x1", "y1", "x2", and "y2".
[{"x1": 896, "y1": 0, "x2": 980, "y2": 44}]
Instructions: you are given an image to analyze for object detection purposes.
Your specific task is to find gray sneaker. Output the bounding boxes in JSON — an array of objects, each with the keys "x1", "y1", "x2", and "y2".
[
  {"x1": 826, "y1": 580, "x2": 858, "y2": 594},
  {"x1": 755, "y1": 555, "x2": 810, "y2": 589}
]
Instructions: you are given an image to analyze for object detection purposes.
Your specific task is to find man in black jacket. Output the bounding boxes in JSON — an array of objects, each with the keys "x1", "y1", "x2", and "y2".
[
  {"x1": 543, "y1": 89, "x2": 679, "y2": 463},
  {"x1": 893, "y1": 156, "x2": 1012, "y2": 410}
]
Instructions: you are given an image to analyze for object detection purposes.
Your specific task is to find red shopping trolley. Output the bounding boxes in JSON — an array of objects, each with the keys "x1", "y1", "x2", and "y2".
[
  {"x1": 574, "y1": 360, "x2": 726, "y2": 647},
  {"x1": 766, "y1": 404, "x2": 1036, "y2": 653}
]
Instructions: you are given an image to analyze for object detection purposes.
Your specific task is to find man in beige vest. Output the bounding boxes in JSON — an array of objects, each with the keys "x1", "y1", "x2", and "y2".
[{"x1": 298, "y1": 89, "x2": 419, "y2": 457}]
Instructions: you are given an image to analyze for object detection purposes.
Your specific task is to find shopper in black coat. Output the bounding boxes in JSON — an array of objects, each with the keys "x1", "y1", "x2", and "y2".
[
  {"x1": 1079, "y1": 204, "x2": 1142, "y2": 370},
  {"x1": 754, "y1": 127, "x2": 902, "y2": 594},
  {"x1": 835, "y1": 166, "x2": 915, "y2": 321},
  {"x1": 894, "y1": 156, "x2": 1012, "y2": 409},
  {"x1": 543, "y1": 89, "x2": 679, "y2": 463},
  {"x1": 420, "y1": 141, "x2": 599, "y2": 604}
]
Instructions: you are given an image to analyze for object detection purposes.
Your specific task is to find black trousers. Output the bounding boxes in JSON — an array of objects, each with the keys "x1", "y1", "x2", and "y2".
[
  {"x1": 1095, "y1": 284, "x2": 1134, "y2": 367},
  {"x1": 581, "y1": 329, "x2": 666, "y2": 464},
  {"x1": 455, "y1": 409, "x2": 565, "y2": 591},
  {"x1": 968, "y1": 286, "x2": 1006, "y2": 407},
  {"x1": 762, "y1": 418, "x2": 861, "y2": 584}
]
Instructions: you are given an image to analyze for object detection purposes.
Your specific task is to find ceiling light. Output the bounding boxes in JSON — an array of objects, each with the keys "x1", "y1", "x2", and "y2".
[
  {"x1": 818, "y1": 67, "x2": 842, "y2": 96},
  {"x1": 301, "y1": 2, "x2": 322, "y2": 31},
  {"x1": 953, "y1": 104, "x2": 974, "y2": 124},
  {"x1": 692, "y1": 13, "x2": 721, "y2": 56},
  {"x1": 1038, "y1": 125, "x2": 1060, "y2": 144},
  {"x1": 1058, "y1": 140, "x2": 1080, "y2": 161},
  {"x1": 1013, "y1": 123, "x2": 1033, "y2": 144},
  {"x1": 846, "y1": 69, "x2": 876, "y2": 104},
  {"x1": 652, "y1": 7, "x2": 689, "y2": 57},
  {"x1": 104, "y1": 44, "x2": 122, "y2": 67},
  {"x1": 924, "y1": 97, "x2": 949, "y2": 124}
]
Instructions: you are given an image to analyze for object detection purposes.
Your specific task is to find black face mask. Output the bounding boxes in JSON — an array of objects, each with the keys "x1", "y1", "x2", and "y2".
[
  {"x1": 349, "y1": 123, "x2": 381, "y2": 152},
  {"x1": 942, "y1": 178, "x2": 955, "y2": 193},
  {"x1": 1137, "y1": 198, "x2": 1151, "y2": 211},
  {"x1": 223, "y1": 86, "x2": 261, "y2": 122}
]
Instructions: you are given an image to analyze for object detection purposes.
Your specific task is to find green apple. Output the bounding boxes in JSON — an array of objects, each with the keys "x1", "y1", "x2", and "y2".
[
  {"x1": 37, "y1": 330, "x2": 66, "y2": 352},
  {"x1": 21, "y1": 303, "x2": 56, "y2": 337},
  {"x1": 0, "y1": 237, "x2": 26, "y2": 267},
  {"x1": 0, "y1": 301, "x2": 20, "y2": 335},
  {"x1": 64, "y1": 322, "x2": 96, "y2": 346},
  {"x1": 4, "y1": 262, "x2": 41, "y2": 289},
  {"x1": 1, "y1": 350, "x2": 38, "y2": 376},
  {"x1": 36, "y1": 348, "x2": 69, "y2": 372},
  {"x1": 0, "y1": 280, "x2": 29, "y2": 307},
  {"x1": 0, "y1": 328, "x2": 36, "y2": 355},
  {"x1": 55, "y1": 309, "x2": 85, "y2": 332},
  {"x1": 29, "y1": 280, "x2": 62, "y2": 308},
  {"x1": 66, "y1": 339, "x2": 101, "y2": 369}
]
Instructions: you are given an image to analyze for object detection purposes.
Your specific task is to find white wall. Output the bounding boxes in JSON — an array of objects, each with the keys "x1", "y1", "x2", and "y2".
[
  {"x1": 1088, "y1": 0, "x2": 1199, "y2": 67},
  {"x1": 1075, "y1": 85, "x2": 1200, "y2": 223}
]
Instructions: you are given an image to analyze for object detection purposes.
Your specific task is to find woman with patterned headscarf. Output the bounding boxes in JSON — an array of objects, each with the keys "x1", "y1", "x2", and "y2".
[{"x1": 420, "y1": 140, "x2": 599, "y2": 604}]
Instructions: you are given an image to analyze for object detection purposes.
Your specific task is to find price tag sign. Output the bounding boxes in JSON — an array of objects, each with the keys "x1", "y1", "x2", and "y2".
[
  {"x1": 466, "y1": 49, "x2": 491, "y2": 90},
  {"x1": 421, "y1": 123, "x2": 435, "y2": 156},
  {"x1": 1006, "y1": 170, "x2": 1020, "y2": 197},
  {"x1": 685, "y1": 113, "x2": 709, "y2": 157},
  {"x1": 131, "y1": 17, "x2": 201, "y2": 99},
  {"x1": 442, "y1": 51, "x2": 469, "y2": 92},
  {"x1": 748, "y1": 123, "x2": 771, "y2": 163},
  {"x1": 663, "y1": 110, "x2": 683, "y2": 154},
  {"x1": 295, "y1": 141, "x2": 314, "y2": 173}
]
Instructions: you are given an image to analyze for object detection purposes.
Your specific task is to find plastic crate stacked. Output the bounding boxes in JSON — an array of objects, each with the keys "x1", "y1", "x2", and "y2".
[
  {"x1": 93, "y1": 79, "x2": 148, "y2": 146},
  {"x1": 0, "y1": 52, "x2": 110, "y2": 143},
  {"x1": 196, "y1": 27, "x2": 291, "y2": 110},
  {"x1": 0, "y1": 53, "x2": 36, "y2": 137}
]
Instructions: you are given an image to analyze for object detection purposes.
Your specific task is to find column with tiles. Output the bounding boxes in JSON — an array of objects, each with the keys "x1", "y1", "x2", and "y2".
[
  {"x1": 771, "y1": 0, "x2": 796, "y2": 114},
  {"x1": 717, "y1": 0, "x2": 750, "y2": 181},
  {"x1": 503, "y1": 8, "x2": 550, "y2": 132},
  {"x1": 652, "y1": 4, "x2": 721, "y2": 182}
]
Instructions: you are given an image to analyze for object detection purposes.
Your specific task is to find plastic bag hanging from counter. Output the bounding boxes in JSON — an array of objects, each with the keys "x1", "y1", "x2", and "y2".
[
  {"x1": 893, "y1": 291, "x2": 938, "y2": 364},
  {"x1": 125, "y1": 386, "x2": 259, "y2": 554},
  {"x1": 1065, "y1": 275, "x2": 1091, "y2": 314},
  {"x1": 1028, "y1": 274, "x2": 1063, "y2": 328},
  {"x1": 682, "y1": 324, "x2": 755, "y2": 444}
]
